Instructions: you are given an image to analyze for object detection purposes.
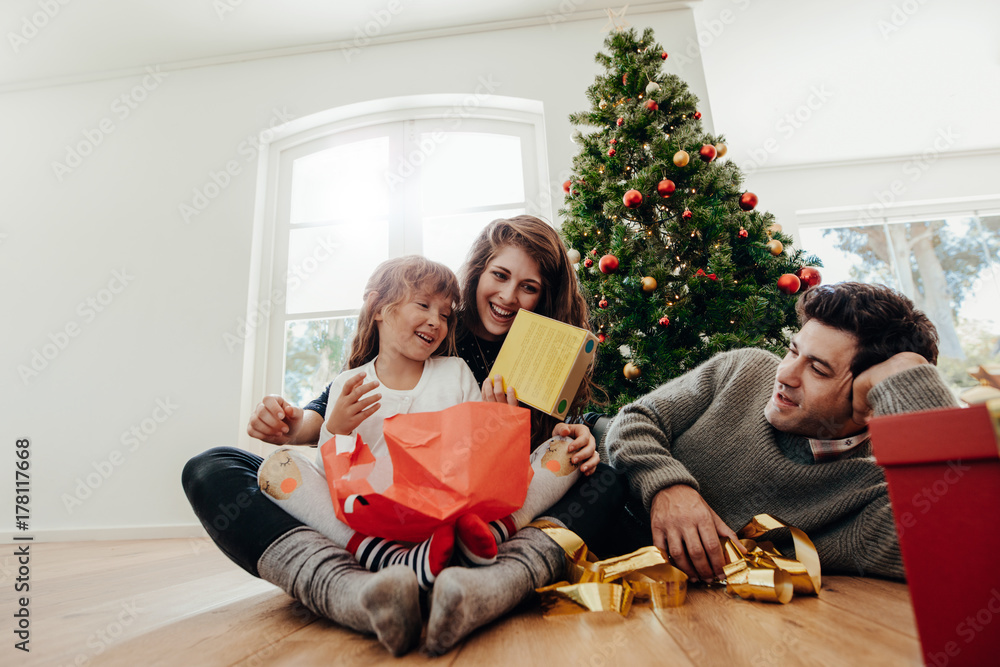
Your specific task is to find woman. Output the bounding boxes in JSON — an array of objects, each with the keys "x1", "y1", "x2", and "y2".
[{"x1": 182, "y1": 216, "x2": 628, "y2": 655}]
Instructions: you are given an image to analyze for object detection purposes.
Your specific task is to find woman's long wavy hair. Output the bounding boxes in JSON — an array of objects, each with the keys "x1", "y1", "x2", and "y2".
[
  {"x1": 458, "y1": 216, "x2": 599, "y2": 446},
  {"x1": 347, "y1": 256, "x2": 461, "y2": 369}
]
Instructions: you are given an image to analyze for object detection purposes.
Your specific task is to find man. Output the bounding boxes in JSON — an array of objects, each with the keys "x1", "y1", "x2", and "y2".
[{"x1": 602, "y1": 282, "x2": 957, "y2": 582}]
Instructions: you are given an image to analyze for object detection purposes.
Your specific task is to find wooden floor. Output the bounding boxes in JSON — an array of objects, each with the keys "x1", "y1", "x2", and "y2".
[{"x1": 19, "y1": 537, "x2": 924, "y2": 666}]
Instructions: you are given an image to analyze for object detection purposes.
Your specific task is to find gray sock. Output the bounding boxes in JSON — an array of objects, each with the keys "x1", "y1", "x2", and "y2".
[
  {"x1": 424, "y1": 526, "x2": 565, "y2": 655},
  {"x1": 257, "y1": 527, "x2": 422, "y2": 656}
]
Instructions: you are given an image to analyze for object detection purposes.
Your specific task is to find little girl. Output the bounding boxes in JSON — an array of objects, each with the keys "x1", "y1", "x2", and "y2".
[{"x1": 258, "y1": 255, "x2": 594, "y2": 590}]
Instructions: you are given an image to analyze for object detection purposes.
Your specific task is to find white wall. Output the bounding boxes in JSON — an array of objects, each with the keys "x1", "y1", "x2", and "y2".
[{"x1": 0, "y1": 9, "x2": 708, "y2": 540}]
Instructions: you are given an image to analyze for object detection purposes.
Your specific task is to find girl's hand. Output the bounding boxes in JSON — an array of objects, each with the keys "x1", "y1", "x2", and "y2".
[
  {"x1": 481, "y1": 374, "x2": 517, "y2": 406},
  {"x1": 553, "y1": 422, "x2": 599, "y2": 475},
  {"x1": 326, "y1": 373, "x2": 381, "y2": 435}
]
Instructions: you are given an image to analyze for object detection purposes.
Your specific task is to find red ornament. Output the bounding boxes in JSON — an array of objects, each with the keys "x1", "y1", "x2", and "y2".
[
  {"x1": 622, "y1": 73, "x2": 628, "y2": 85},
  {"x1": 796, "y1": 267, "x2": 822, "y2": 289},
  {"x1": 623, "y1": 189, "x2": 643, "y2": 208},
  {"x1": 608, "y1": 148, "x2": 616, "y2": 156},
  {"x1": 610, "y1": 138, "x2": 617, "y2": 145},
  {"x1": 659, "y1": 316, "x2": 670, "y2": 327},
  {"x1": 682, "y1": 208, "x2": 693, "y2": 219},
  {"x1": 694, "y1": 111, "x2": 702, "y2": 120},
  {"x1": 657, "y1": 179, "x2": 676, "y2": 197},
  {"x1": 571, "y1": 190, "x2": 579, "y2": 196},
  {"x1": 777, "y1": 273, "x2": 801, "y2": 295},
  {"x1": 645, "y1": 100, "x2": 659, "y2": 111},
  {"x1": 616, "y1": 117, "x2": 624, "y2": 127},
  {"x1": 695, "y1": 269, "x2": 706, "y2": 277},
  {"x1": 739, "y1": 192, "x2": 758, "y2": 211},
  {"x1": 661, "y1": 52, "x2": 668, "y2": 59},
  {"x1": 562, "y1": 180, "x2": 571, "y2": 193},
  {"x1": 708, "y1": 273, "x2": 717, "y2": 281},
  {"x1": 699, "y1": 144, "x2": 717, "y2": 162},
  {"x1": 599, "y1": 298, "x2": 609, "y2": 309},
  {"x1": 738, "y1": 227, "x2": 749, "y2": 238},
  {"x1": 598, "y1": 333, "x2": 607, "y2": 343},
  {"x1": 599, "y1": 254, "x2": 619, "y2": 274},
  {"x1": 591, "y1": 248, "x2": 598, "y2": 255},
  {"x1": 583, "y1": 258, "x2": 593, "y2": 268}
]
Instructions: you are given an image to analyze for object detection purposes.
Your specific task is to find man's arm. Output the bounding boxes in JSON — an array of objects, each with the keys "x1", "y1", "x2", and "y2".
[
  {"x1": 603, "y1": 350, "x2": 755, "y2": 580},
  {"x1": 810, "y1": 493, "x2": 905, "y2": 580},
  {"x1": 852, "y1": 352, "x2": 958, "y2": 423}
]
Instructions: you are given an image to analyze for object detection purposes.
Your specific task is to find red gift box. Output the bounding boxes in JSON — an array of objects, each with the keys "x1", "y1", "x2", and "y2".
[{"x1": 870, "y1": 402, "x2": 1000, "y2": 667}]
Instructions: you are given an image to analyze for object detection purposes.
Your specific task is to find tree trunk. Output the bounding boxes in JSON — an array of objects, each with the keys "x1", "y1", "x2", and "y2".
[
  {"x1": 888, "y1": 224, "x2": 922, "y2": 311},
  {"x1": 908, "y1": 223, "x2": 965, "y2": 360}
]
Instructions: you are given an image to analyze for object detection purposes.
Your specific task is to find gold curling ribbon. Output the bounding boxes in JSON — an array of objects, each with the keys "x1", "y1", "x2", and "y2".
[
  {"x1": 722, "y1": 514, "x2": 822, "y2": 604},
  {"x1": 987, "y1": 398, "x2": 1000, "y2": 456},
  {"x1": 529, "y1": 520, "x2": 686, "y2": 615}
]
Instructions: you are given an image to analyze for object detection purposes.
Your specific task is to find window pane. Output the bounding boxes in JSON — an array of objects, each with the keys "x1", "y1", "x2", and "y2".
[
  {"x1": 423, "y1": 208, "x2": 524, "y2": 273},
  {"x1": 286, "y1": 222, "x2": 388, "y2": 314},
  {"x1": 801, "y1": 218, "x2": 1000, "y2": 388},
  {"x1": 421, "y1": 133, "x2": 524, "y2": 214},
  {"x1": 283, "y1": 317, "x2": 358, "y2": 407},
  {"x1": 290, "y1": 137, "x2": 390, "y2": 224}
]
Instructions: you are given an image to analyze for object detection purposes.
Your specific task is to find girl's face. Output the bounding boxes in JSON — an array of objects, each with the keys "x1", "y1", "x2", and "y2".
[
  {"x1": 475, "y1": 246, "x2": 543, "y2": 340},
  {"x1": 375, "y1": 289, "x2": 452, "y2": 364}
]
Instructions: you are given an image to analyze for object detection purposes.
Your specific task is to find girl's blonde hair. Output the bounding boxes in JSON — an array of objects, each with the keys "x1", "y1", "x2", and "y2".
[{"x1": 347, "y1": 256, "x2": 461, "y2": 369}]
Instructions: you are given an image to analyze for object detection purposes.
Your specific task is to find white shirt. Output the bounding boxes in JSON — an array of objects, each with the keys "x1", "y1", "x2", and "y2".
[{"x1": 316, "y1": 355, "x2": 481, "y2": 491}]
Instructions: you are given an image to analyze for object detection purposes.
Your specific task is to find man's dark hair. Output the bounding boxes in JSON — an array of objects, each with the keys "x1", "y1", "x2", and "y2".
[{"x1": 796, "y1": 282, "x2": 939, "y2": 376}]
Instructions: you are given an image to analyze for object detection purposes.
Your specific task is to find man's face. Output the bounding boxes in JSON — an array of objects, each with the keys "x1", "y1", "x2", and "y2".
[{"x1": 764, "y1": 320, "x2": 867, "y2": 439}]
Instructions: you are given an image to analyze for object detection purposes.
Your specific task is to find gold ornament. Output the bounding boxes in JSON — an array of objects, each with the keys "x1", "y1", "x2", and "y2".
[
  {"x1": 599, "y1": 98, "x2": 608, "y2": 110},
  {"x1": 715, "y1": 142, "x2": 727, "y2": 158},
  {"x1": 673, "y1": 150, "x2": 690, "y2": 167},
  {"x1": 767, "y1": 239, "x2": 784, "y2": 255},
  {"x1": 624, "y1": 362, "x2": 641, "y2": 380},
  {"x1": 767, "y1": 223, "x2": 783, "y2": 236},
  {"x1": 641, "y1": 276, "x2": 657, "y2": 292}
]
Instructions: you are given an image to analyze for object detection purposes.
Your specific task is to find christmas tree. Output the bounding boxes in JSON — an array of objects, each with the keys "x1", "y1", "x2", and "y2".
[{"x1": 560, "y1": 27, "x2": 821, "y2": 412}]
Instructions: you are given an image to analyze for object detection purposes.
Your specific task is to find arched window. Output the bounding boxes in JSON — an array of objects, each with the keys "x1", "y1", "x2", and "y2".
[{"x1": 238, "y1": 95, "x2": 550, "y2": 443}]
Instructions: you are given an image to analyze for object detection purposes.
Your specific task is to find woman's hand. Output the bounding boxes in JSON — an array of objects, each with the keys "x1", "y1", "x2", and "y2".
[
  {"x1": 553, "y1": 422, "x2": 599, "y2": 475},
  {"x1": 481, "y1": 374, "x2": 517, "y2": 406},
  {"x1": 326, "y1": 373, "x2": 381, "y2": 435},
  {"x1": 247, "y1": 395, "x2": 304, "y2": 445}
]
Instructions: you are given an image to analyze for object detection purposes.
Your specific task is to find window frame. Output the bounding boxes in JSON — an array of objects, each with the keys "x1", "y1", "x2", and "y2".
[{"x1": 236, "y1": 95, "x2": 550, "y2": 451}]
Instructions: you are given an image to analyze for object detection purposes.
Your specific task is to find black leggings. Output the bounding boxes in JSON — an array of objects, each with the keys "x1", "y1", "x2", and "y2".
[{"x1": 181, "y1": 447, "x2": 643, "y2": 577}]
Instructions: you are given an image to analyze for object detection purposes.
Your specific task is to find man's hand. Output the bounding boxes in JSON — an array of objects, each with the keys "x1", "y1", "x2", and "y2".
[
  {"x1": 482, "y1": 374, "x2": 517, "y2": 406},
  {"x1": 247, "y1": 395, "x2": 304, "y2": 445},
  {"x1": 851, "y1": 351, "x2": 928, "y2": 425},
  {"x1": 650, "y1": 485, "x2": 743, "y2": 581},
  {"x1": 552, "y1": 422, "x2": 599, "y2": 475},
  {"x1": 326, "y1": 373, "x2": 381, "y2": 436}
]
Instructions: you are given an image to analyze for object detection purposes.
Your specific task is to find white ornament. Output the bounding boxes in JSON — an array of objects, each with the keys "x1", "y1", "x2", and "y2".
[
  {"x1": 645, "y1": 81, "x2": 661, "y2": 96},
  {"x1": 599, "y1": 98, "x2": 608, "y2": 110},
  {"x1": 571, "y1": 129, "x2": 583, "y2": 144},
  {"x1": 566, "y1": 248, "x2": 581, "y2": 264}
]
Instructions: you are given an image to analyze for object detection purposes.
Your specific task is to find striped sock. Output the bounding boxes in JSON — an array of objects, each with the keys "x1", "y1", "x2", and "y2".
[{"x1": 348, "y1": 525, "x2": 454, "y2": 591}]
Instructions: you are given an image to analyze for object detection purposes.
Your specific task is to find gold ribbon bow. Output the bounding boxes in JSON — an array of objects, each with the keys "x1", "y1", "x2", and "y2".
[
  {"x1": 722, "y1": 514, "x2": 822, "y2": 604},
  {"x1": 529, "y1": 520, "x2": 687, "y2": 616}
]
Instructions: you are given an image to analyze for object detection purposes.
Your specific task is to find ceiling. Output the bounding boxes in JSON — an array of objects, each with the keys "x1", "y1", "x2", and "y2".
[{"x1": 3, "y1": 0, "x2": 998, "y2": 168}]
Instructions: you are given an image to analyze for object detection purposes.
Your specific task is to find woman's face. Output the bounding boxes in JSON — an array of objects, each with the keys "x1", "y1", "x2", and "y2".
[{"x1": 475, "y1": 245, "x2": 543, "y2": 340}]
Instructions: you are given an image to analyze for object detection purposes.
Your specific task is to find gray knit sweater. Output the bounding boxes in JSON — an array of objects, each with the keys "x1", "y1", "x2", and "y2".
[{"x1": 602, "y1": 348, "x2": 958, "y2": 580}]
